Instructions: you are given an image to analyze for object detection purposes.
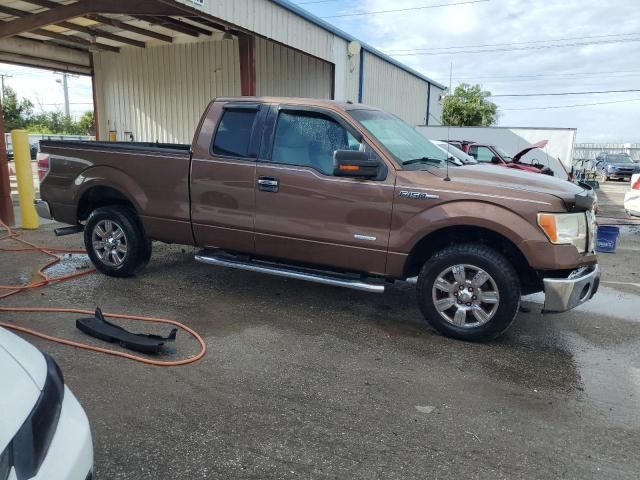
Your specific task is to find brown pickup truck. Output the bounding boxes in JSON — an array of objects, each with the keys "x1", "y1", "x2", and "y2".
[{"x1": 36, "y1": 97, "x2": 599, "y2": 341}]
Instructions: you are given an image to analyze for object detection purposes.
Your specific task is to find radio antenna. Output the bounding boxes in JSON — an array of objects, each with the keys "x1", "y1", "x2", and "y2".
[{"x1": 444, "y1": 62, "x2": 453, "y2": 181}]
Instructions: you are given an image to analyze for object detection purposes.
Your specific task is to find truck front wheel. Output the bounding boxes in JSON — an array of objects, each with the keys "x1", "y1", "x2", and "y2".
[
  {"x1": 84, "y1": 206, "x2": 151, "y2": 277},
  {"x1": 416, "y1": 244, "x2": 521, "y2": 341}
]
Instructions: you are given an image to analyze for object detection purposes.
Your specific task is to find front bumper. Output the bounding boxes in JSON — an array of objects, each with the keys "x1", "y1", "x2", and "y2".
[
  {"x1": 607, "y1": 170, "x2": 634, "y2": 179},
  {"x1": 543, "y1": 264, "x2": 600, "y2": 312},
  {"x1": 34, "y1": 199, "x2": 53, "y2": 220}
]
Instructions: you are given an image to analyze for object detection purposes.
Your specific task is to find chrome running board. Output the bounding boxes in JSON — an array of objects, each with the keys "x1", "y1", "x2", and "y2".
[{"x1": 195, "y1": 250, "x2": 385, "y2": 293}]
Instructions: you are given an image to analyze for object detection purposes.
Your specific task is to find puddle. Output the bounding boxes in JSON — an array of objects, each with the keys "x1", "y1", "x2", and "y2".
[
  {"x1": 44, "y1": 253, "x2": 93, "y2": 278},
  {"x1": 523, "y1": 286, "x2": 640, "y2": 323},
  {"x1": 568, "y1": 331, "x2": 640, "y2": 427}
]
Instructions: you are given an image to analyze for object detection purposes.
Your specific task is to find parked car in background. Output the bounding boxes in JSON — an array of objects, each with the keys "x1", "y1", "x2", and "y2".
[
  {"x1": 0, "y1": 327, "x2": 93, "y2": 480},
  {"x1": 6, "y1": 142, "x2": 39, "y2": 161},
  {"x1": 431, "y1": 140, "x2": 477, "y2": 165},
  {"x1": 595, "y1": 153, "x2": 640, "y2": 182},
  {"x1": 37, "y1": 97, "x2": 600, "y2": 342},
  {"x1": 443, "y1": 140, "x2": 557, "y2": 176},
  {"x1": 624, "y1": 174, "x2": 640, "y2": 217}
]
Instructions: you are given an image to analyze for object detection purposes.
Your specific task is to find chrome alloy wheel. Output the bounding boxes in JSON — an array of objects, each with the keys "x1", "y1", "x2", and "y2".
[
  {"x1": 91, "y1": 219, "x2": 128, "y2": 267},
  {"x1": 431, "y1": 264, "x2": 500, "y2": 328}
]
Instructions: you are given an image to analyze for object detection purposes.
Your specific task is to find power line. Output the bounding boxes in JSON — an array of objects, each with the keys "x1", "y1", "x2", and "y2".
[
  {"x1": 453, "y1": 69, "x2": 640, "y2": 80},
  {"x1": 500, "y1": 98, "x2": 640, "y2": 111},
  {"x1": 391, "y1": 37, "x2": 640, "y2": 55},
  {"x1": 384, "y1": 31, "x2": 640, "y2": 53},
  {"x1": 320, "y1": 0, "x2": 489, "y2": 18},
  {"x1": 491, "y1": 89, "x2": 640, "y2": 97}
]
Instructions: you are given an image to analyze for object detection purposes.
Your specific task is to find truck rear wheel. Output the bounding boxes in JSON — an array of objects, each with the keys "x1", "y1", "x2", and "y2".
[
  {"x1": 416, "y1": 244, "x2": 521, "y2": 341},
  {"x1": 84, "y1": 206, "x2": 151, "y2": 277}
]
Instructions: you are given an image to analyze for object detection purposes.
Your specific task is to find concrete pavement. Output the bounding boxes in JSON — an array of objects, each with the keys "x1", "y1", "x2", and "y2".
[{"x1": 1, "y1": 218, "x2": 638, "y2": 479}]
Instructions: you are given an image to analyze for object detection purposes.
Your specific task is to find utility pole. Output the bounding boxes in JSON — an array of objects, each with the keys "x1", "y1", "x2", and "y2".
[
  {"x1": 0, "y1": 74, "x2": 12, "y2": 102},
  {"x1": 55, "y1": 72, "x2": 78, "y2": 117}
]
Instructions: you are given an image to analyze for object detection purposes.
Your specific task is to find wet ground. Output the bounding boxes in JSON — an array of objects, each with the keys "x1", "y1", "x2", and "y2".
[{"x1": 1, "y1": 187, "x2": 639, "y2": 479}]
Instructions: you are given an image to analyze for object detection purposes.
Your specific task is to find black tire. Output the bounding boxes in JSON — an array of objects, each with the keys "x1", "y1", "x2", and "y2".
[
  {"x1": 84, "y1": 205, "x2": 151, "y2": 277},
  {"x1": 416, "y1": 243, "x2": 521, "y2": 341}
]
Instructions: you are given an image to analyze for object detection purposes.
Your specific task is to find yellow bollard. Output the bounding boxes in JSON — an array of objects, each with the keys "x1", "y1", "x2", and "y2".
[{"x1": 11, "y1": 129, "x2": 39, "y2": 229}]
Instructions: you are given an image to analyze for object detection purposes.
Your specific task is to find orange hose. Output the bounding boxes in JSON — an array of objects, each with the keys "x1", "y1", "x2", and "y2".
[{"x1": 0, "y1": 220, "x2": 206, "y2": 366}]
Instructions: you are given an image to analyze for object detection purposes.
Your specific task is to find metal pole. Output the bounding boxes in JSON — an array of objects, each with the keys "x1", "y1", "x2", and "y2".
[
  {"x1": 0, "y1": 94, "x2": 15, "y2": 226},
  {"x1": 0, "y1": 74, "x2": 12, "y2": 102},
  {"x1": 62, "y1": 73, "x2": 70, "y2": 117}
]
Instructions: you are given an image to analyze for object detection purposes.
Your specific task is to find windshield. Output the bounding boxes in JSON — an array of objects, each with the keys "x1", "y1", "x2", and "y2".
[
  {"x1": 494, "y1": 146, "x2": 512, "y2": 161},
  {"x1": 433, "y1": 141, "x2": 477, "y2": 165},
  {"x1": 606, "y1": 154, "x2": 633, "y2": 163},
  {"x1": 348, "y1": 109, "x2": 448, "y2": 165}
]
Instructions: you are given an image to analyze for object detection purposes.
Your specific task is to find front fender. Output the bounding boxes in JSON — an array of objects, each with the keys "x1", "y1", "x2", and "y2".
[{"x1": 391, "y1": 200, "x2": 547, "y2": 255}]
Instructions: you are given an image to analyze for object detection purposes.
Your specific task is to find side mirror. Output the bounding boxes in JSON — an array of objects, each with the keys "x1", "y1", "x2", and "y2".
[
  {"x1": 333, "y1": 150, "x2": 380, "y2": 178},
  {"x1": 491, "y1": 156, "x2": 501, "y2": 164}
]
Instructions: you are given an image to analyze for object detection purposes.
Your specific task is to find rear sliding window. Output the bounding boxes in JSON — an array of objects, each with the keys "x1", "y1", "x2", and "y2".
[{"x1": 212, "y1": 109, "x2": 257, "y2": 158}]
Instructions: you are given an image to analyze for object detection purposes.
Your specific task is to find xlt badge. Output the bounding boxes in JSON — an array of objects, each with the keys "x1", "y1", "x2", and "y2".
[{"x1": 399, "y1": 191, "x2": 440, "y2": 200}]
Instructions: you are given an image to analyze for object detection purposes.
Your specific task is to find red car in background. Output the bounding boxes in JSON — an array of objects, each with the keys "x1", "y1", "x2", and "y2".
[{"x1": 444, "y1": 139, "x2": 557, "y2": 176}]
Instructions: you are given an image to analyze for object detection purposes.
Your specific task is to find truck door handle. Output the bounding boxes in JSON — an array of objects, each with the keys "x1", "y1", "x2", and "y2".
[{"x1": 258, "y1": 176, "x2": 279, "y2": 193}]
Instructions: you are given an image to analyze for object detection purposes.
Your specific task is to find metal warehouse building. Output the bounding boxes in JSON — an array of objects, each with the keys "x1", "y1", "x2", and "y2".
[{"x1": 0, "y1": 0, "x2": 445, "y2": 144}]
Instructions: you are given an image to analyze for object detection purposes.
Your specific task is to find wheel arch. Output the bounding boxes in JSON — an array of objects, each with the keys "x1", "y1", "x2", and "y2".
[
  {"x1": 77, "y1": 185, "x2": 138, "y2": 222},
  {"x1": 404, "y1": 225, "x2": 542, "y2": 295}
]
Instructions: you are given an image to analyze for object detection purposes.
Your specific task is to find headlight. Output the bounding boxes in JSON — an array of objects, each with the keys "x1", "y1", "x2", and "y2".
[
  {"x1": 538, "y1": 212, "x2": 588, "y2": 253},
  {"x1": 6, "y1": 353, "x2": 64, "y2": 480}
]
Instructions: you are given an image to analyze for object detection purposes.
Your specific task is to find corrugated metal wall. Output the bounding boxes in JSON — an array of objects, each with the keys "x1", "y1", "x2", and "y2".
[
  {"x1": 427, "y1": 85, "x2": 444, "y2": 126},
  {"x1": 361, "y1": 52, "x2": 429, "y2": 125},
  {"x1": 93, "y1": 39, "x2": 241, "y2": 143},
  {"x1": 255, "y1": 37, "x2": 332, "y2": 98},
  {"x1": 188, "y1": 0, "x2": 334, "y2": 63}
]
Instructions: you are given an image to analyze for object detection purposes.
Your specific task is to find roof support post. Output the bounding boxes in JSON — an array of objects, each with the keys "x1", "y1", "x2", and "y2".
[
  {"x1": 238, "y1": 34, "x2": 256, "y2": 97},
  {"x1": 426, "y1": 83, "x2": 431, "y2": 126},
  {"x1": 358, "y1": 50, "x2": 365, "y2": 103},
  {"x1": 0, "y1": 94, "x2": 15, "y2": 226}
]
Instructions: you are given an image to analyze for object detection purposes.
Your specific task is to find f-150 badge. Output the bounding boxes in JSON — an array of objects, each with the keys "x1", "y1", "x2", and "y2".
[{"x1": 399, "y1": 191, "x2": 440, "y2": 200}]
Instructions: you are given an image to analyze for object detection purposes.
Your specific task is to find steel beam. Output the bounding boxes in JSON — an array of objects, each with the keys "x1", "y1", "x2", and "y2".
[
  {"x1": 0, "y1": 0, "x2": 182, "y2": 38},
  {"x1": 0, "y1": 95, "x2": 15, "y2": 226},
  {"x1": 0, "y1": 5, "x2": 140, "y2": 49}
]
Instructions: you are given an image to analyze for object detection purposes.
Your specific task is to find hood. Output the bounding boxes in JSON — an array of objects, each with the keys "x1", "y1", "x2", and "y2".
[
  {"x1": 512, "y1": 140, "x2": 548, "y2": 163},
  {"x1": 407, "y1": 163, "x2": 585, "y2": 208},
  {"x1": 0, "y1": 328, "x2": 46, "y2": 451}
]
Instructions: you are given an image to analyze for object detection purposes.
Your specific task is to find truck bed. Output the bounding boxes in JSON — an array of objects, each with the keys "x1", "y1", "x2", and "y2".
[
  {"x1": 39, "y1": 139, "x2": 193, "y2": 245},
  {"x1": 39, "y1": 140, "x2": 191, "y2": 156}
]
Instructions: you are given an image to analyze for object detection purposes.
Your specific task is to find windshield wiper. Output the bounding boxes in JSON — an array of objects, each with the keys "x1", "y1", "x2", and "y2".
[{"x1": 402, "y1": 156, "x2": 445, "y2": 166}]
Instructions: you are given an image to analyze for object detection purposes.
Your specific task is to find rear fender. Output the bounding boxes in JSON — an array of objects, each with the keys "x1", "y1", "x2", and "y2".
[{"x1": 74, "y1": 165, "x2": 147, "y2": 218}]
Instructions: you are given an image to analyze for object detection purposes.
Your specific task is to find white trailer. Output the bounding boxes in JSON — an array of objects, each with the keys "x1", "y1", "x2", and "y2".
[{"x1": 416, "y1": 126, "x2": 577, "y2": 171}]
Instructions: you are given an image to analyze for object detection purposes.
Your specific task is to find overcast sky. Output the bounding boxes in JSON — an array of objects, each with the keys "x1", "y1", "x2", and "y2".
[
  {"x1": 1, "y1": 0, "x2": 639, "y2": 141},
  {"x1": 314, "y1": 0, "x2": 640, "y2": 142},
  {"x1": 0, "y1": 65, "x2": 93, "y2": 119}
]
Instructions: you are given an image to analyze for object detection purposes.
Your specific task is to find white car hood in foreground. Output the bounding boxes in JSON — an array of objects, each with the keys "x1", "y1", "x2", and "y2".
[
  {"x1": 624, "y1": 174, "x2": 640, "y2": 216},
  {"x1": 0, "y1": 328, "x2": 47, "y2": 452}
]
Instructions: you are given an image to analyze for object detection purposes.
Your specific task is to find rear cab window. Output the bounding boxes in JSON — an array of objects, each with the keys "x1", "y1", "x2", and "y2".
[{"x1": 212, "y1": 108, "x2": 259, "y2": 159}]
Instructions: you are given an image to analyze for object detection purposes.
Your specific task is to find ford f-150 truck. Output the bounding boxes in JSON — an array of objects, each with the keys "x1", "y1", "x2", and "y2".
[{"x1": 36, "y1": 97, "x2": 599, "y2": 341}]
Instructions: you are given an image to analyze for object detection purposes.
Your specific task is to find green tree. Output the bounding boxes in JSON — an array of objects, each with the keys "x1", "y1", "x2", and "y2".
[
  {"x1": 2, "y1": 86, "x2": 34, "y2": 130},
  {"x1": 77, "y1": 111, "x2": 95, "y2": 135},
  {"x1": 442, "y1": 84, "x2": 498, "y2": 127}
]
